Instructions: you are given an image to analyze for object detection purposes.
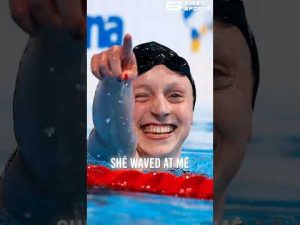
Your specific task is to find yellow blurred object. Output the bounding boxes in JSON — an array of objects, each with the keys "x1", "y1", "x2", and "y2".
[{"x1": 192, "y1": 39, "x2": 200, "y2": 52}]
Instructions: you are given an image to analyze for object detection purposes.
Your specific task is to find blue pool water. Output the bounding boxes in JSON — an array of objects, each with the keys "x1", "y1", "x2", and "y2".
[
  {"x1": 87, "y1": 150, "x2": 213, "y2": 225},
  {"x1": 87, "y1": 119, "x2": 213, "y2": 225},
  {"x1": 88, "y1": 190, "x2": 213, "y2": 225}
]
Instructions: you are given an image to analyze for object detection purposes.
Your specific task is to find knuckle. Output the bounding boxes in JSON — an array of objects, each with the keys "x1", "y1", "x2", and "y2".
[
  {"x1": 92, "y1": 53, "x2": 104, "y2": 62},
  {"x1": 111, "y1": 45, "x2": 118, "y2": 50},
  {"x1": 110, "y1": 45, "x2": 120, "y2": 53},
  {"x1": 99, "y1": 54, "x2": 107, "y2": 64},
  {"x1": 103, "y1": 51, "x2": 110, "y2": 58},
  {"x1": 91, "y1": 54, "x2": 98, "y2": 63}
]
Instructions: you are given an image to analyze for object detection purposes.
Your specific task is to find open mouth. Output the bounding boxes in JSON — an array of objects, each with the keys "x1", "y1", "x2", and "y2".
[{"x1": 141, "y1": 124, "x2": 177, "y2": 134}]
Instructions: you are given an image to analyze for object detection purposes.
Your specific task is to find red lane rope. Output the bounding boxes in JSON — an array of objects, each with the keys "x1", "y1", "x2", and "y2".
[{"x1": 87, "y1": 165, "x2": 213, "y2": 200}]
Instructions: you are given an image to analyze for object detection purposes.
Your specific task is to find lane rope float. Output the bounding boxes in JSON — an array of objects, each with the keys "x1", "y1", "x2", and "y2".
[{"x1": 87, "y1": 165, "x2": 213, "y2": 200}]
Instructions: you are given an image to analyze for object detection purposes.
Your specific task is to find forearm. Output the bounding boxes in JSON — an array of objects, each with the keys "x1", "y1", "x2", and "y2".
[{"x1": 88, "y1": 78, "x2": 136, "y2": 161}]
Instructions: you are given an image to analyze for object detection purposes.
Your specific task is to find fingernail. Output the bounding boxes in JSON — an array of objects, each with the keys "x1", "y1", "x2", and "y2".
[{"x1": 124, "y1": 73, "x2": 128, "y2": 80}]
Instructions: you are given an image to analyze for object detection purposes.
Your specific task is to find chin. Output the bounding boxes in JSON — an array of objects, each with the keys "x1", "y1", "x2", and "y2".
[
  {"x1": 136, "y1": 132, "x2": 184, "y2": 158},
  {"x1": 138, "y1": 143, "x2": 179, "y2": 158}
]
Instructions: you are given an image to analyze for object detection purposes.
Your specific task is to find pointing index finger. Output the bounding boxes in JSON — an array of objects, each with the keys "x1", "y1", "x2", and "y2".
[{"x1": 121, "y1": 33, "x2": 133, "y2": 59}]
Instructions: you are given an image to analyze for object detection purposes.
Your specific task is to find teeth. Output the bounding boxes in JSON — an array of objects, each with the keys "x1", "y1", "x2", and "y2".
[{"x1": 143, "y1": 125, "x2": 175, "y2": 134}]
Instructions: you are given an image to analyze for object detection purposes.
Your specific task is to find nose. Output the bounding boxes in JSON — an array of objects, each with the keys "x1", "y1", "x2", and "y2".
[{"x1": 150, "y1": 95, "x2": 171, "y2": 118}]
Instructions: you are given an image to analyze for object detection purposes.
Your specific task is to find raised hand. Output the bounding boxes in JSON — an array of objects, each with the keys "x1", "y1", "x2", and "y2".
[{"x1": 91, "y1": 33, "x2": 138, "y2": 81}]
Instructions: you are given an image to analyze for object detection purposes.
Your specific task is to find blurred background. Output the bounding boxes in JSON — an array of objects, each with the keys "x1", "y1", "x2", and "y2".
[{"x1": 225, "y1": 0, "x2": 300, "y2": 222}]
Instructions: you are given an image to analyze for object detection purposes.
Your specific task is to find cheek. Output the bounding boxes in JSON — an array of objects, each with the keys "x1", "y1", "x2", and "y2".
[
  {"x1": 214, "y1": 89, "x2": 252, "y2": 139},
  {"x1": 133, "y1": 103, "x2": 148, "y2": 125},
  {"x1": 175, "y1": 103, "x2": 194, "y2": 127}
]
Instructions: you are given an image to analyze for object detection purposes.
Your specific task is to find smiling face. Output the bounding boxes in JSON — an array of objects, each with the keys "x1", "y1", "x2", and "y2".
[{"x1": 132, "y1": 65, "x2": 194, "y2": 158}]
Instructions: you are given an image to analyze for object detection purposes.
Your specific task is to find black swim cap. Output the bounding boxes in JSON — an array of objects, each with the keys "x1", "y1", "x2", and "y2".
[
  {"x1": 133, "y1": 42, "x2": 197, "y2": 109},
  {"x1": 214, "y1": 0, "x2": 260, "y2": 108}
]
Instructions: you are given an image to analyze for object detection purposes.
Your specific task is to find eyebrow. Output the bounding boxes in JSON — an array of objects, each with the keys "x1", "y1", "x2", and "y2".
[
  {"x1": 133, "y1": 84, "x2": 152, "y2": 92},
  {"x1": 134, "y1": 82, "x2": 187, "y2": 92},
  {"x1": 165, "y1": 82, "x2": 187, "y2": 92}
]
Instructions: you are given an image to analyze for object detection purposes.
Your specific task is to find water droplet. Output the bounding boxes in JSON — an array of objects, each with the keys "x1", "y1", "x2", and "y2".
[
  {"x1": 122, "y1": 122, "x2": 126, "y2": 125},
  {"x1": 49, "y1": 67, "x2": 54, "y2": 73},
  {"x1": 118, "y1": 100, "x2": 124, "y2": 104},
  {"x1": 117, "y1": 148, "x2": 123, "y2": 157},
  {"x1": 107, "y1": 92, "x2": 111, "y2": 96},
  {"x1": 44, "y1": 127, "x2": 55, "y2": 137},
  {"x1": 105, "y1": 118, "x2": 110, "y2": 123},
  {"x1": 97, "y1": 154, "x2": 101, "y2": 158}
]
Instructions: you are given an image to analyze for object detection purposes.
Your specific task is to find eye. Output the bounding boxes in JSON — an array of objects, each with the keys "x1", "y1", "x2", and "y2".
[
  {"x1": 135, "y1": 93, "x2": 150, "y2": 102},
  {"x1": 168, "y1": 92, "x2": 184, "y2": 103},
  {"x1": 170, "y1": 93, "x2": 182, "y2": 98},
  {"x1": 214, "y1": 68, "x2": 234, "y2": 90}
]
